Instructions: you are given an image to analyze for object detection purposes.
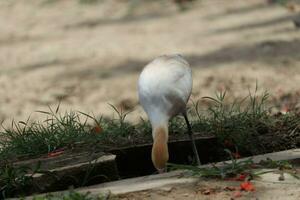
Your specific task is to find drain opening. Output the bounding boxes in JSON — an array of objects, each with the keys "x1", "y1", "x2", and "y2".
[
  {"x1": 11, "y1": 136, "x2": 224, "y2": 198},
  {"x1": 110, "y1": 136, "x2": 223, "y2": 178}
]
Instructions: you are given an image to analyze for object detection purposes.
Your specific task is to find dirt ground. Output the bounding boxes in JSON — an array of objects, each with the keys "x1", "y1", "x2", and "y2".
[
  {"x1": 2, "y1": 1, "x2": 299, "y2": 198},
  {"x1": 0, "y1": 0, "x2": 300, "y2": 126},
  {"x1": 117, "y1": 179, "x2": 300, "y2": 200}
]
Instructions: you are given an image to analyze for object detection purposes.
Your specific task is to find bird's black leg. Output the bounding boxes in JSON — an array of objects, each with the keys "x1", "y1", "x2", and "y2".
[{"x1": 183, "y1": 113, "x2": 201, "y2": 166}]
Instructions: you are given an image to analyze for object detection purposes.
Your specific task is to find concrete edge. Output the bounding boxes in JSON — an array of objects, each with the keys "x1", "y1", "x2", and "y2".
[{"x1": 18, "y1": 148, "x2": 300, "y2": 199}]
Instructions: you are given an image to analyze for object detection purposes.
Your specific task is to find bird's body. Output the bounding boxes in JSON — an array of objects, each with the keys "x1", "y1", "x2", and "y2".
[
  {"x1": 138, "y1": 54, "x2": 198, "y2": 172},
  {"x1": 138, "y1": 55, "x2": 192, "y2": 128}
]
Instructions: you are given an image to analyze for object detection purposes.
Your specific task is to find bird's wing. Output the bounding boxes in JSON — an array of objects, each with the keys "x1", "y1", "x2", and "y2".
[{"x1": 138, "y1": 54, "x2": 193, "y2": 120}]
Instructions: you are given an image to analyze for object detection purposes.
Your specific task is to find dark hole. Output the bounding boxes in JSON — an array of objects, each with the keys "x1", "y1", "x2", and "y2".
[
  {"x1": 8, "y1": 136, "x2": 225, "y2": 198},
  {"x1": 110, "y1": 136, "x2": 224, "y2": 178}
]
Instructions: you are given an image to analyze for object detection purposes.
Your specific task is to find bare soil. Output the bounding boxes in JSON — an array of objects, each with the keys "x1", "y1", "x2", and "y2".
[
  {"x1": 0, "y1": 0, "x2": 300, "y2": 126},
  {"x1": 1, "y1": 1, "x2": 300, "y2": 198}
]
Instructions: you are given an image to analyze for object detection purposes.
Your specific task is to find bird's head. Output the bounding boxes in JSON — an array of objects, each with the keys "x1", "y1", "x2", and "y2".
[{"x1": 152, "y1": 126, "x2": 169, "y2": 173}]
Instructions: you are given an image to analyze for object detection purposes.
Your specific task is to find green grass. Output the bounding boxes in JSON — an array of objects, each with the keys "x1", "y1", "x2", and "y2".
[
  {"x1": 271, "y1": 0, "x2": 300, "y2": 5},
  {"x1": 0, "y1": 102, "x2": 190, "y2": 161},
  {"x1": 0, "y1": 106, "x2": 99, "y2": 160},
  {"x1": 190, "y1": 86, "x2": 299, "y2": 156},
  {"x1": 31, "y1": 190, "x2": 107, "y2": 200},
  {"x1": 0, "y1": 89, "x2": 299, "y2": 198},
  {"x1": 0, "y1": 161, "x2": 42, "y2": 198},
  {"x1": 1, "y1": 89, "x2": 299, "y2": 160},
  {"x1": 0, "y1": 104, "x2": 146, "y2": 160},
  {"x1": 169, "y1": 149, "x2": 299, "y2": 180},
  {"x1": 169, "y1": 149, "x2": 257, "y2": 179},
  {"x1": 190, "y1": 89, "x2": 273, "y2": 155}
]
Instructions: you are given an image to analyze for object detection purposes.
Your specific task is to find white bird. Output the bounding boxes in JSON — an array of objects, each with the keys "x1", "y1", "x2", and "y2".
[{"x1": 138, "y1": 54, "x2": 201, "y2": 173}]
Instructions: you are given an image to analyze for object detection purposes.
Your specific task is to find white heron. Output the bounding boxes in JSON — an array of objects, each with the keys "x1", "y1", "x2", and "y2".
[{"x1": 138, "y1": 54, "x2": 201, "y2": 173}]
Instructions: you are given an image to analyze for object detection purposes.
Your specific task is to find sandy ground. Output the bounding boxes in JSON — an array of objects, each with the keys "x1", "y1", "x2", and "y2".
[
  {"x1": 0, "y1": 0, "x2": 300, "y2": 126},
  {"x1": 117, "y1": 179, "x2": 300, "y2": 200}
]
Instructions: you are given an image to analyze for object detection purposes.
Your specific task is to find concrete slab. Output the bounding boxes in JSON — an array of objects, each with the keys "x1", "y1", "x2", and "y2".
[
  {"x1": 77, "y1": 170, "x2": 198, "y2": 195},
  {"x1": 20, "y1": 149, "x2": 300, "y2": 199},
  {"x1": 30, "y1": 154, "x2": 118, "y2": 193},
  {"x1": 201, "y1": 148, "x2": 300, "y2": 168}
]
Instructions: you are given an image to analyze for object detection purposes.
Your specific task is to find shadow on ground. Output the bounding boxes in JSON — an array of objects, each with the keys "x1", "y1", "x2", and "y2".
[
  {"x1": 64, "y1": 12, "x2": 173, "y2": 29},
  {"x1": 205, "y1": 2, "x2": 271, "y2": 20},
  {"x1": 59, "y1": 39, "x2": 300, "y2": 80},
  {"x1": 212, "y1": 14, "x2": 298, "y2": 34}
]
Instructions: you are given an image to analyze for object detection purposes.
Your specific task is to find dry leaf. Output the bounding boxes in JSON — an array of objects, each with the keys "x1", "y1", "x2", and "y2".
[
  {"x1": 47, "y1": 149, "x2": 64, "y2": 158},
  {"x1": 92, "y1": 125, "x2": 103, "y2": 134},
  {"x1": 240, "y1": 181, "x2": 255, "y2": 191}
]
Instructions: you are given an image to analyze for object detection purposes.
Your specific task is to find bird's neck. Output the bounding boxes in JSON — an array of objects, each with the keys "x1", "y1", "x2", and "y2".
[{"x1": 152, "y1": 125, "x2": 169, "y2": 171}]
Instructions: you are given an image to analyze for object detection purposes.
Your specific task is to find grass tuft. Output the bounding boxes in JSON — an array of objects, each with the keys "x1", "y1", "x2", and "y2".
[
  {"x1": 0, "y1": 108, "x2": 98, "y2": 160},
  {"x1": 0, "y1": 89, "x2": 299, "y2": 197},
  {"x1": 1, "y1": 89, "x2": 299, "y2": 161},
  {"x1": 169, "y1": 149, "x2": 299, "y2": 180},
  {"x1": 0, "y1": 161, "x2": 42, "y2": 198},
  {"x1": 169, "y1": 149, "x2": 256, "y2": 179},
  {"x1": 190, "y1": 89, "x2": 274, "y2": 156}
]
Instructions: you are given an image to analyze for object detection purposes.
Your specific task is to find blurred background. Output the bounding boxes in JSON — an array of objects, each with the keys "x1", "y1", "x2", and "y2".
[{"x1": 0, "y1": 0, "x2": 299, "y2": 125}]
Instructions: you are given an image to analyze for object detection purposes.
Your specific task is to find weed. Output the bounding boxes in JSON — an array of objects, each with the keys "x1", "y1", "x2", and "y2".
[
  {"x1": 0, "y1": 106, "x2": 100, "y2": 160},
  {"x1": 169, "y1": 149, "x2": 299, "y2": 180},
  {"x1": 169, "y1": 149, "x2": 256, "y2": 179},
  {"x1": 1, "y1": 88, "x2": 299, "y2": 161},
  {"x1": 0, "y1": 162, "x2": 42, "y2": 198},
  {"x1": 0, "y1": 90, "x2": 299, "y2": 198},
  {"x1": 31, "y1": 190, "x2": 105, "y2": 200},
  {"x1": 1, "y1": 86, "x2": 300, "y2": 162},
  {"x1": 190, "y1": 88, "x2": 273, "y2": 156},
  {"x1": 271, "y1": 0, "x2": 300, "y2": 5},
  {"x1": 0, "y1": 102, "x2": 150, "y2": 160}
]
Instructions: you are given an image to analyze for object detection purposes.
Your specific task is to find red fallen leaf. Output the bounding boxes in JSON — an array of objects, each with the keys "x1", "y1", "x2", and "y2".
[
  {"x1": 91, "y1": 125, "x2": 103, "y2": 134},
  {"x1": 47, "y1": 149, "x2": 64, "y2": 158},
  {"x1": 232, "y1": 152, "x2": 241, "y2": 159},
  {"x1": 236, "y1": 174, "x2": 247, "y2": 181},
  {"x1": 240, "y1": 181, "x2": 255, "y2": 191},
  {"x1": 233, "y1": 191, "x2": 242, "y2": 198}
]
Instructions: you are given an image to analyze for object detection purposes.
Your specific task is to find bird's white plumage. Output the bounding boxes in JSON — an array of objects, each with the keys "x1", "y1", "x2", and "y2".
[{"x1": 138, "y1": 54, "x2": 192, "y2": 131}]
